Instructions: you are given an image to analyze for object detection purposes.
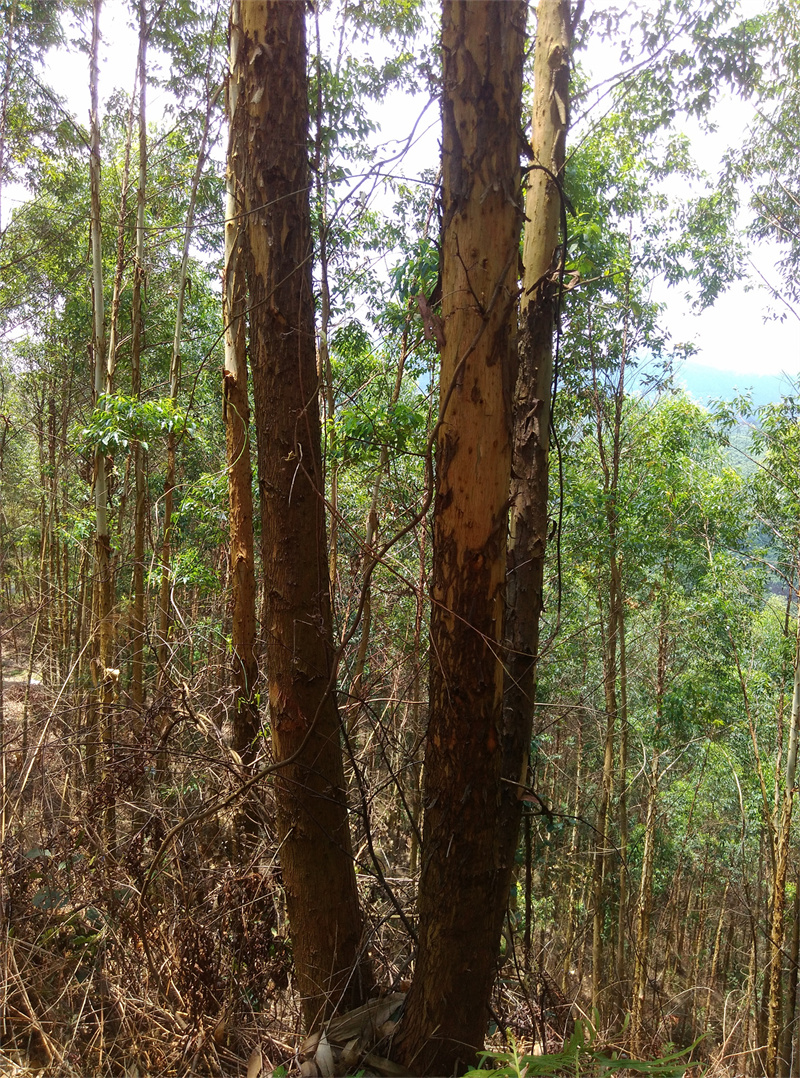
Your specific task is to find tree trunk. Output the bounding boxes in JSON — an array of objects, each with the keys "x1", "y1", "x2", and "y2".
[
  {"x1": 631, "y1": 585, "x2": 668, "y2": 1052},
  {"x1": 88, "y1": 0, "x2": 115, "y2": 828},
  {"x1": 616, "y1": 598, "x2": 629, "y2": 1006},
  {"x1": 130, "y1": 0, "x2": 149, "y2": 707},
  {"x1": 630, "y1": 747, "x2": 660, "y2": 1052},
  {"x1": 589, "y1": 271, "x2": 631, "y2": 1020},
  {"x1": 592, "y1": 627, "x2": 615, "y2": 1014},
  {"x1": 396, "y1": 3, "x2": 526, "y2": 1072},
  {"x1": 223, "y1": 34, "x2": 258, "y2": 765},
  {"x1": 230, "y1": 0, "x2": 370, "y2": 1028},
  {"x1": 781, "y1": 872, "x2": 800, "y2": 1076},
  {"x1": 348, "y1": 324, "x2": 411, "y2": 734},
  {"x1": 767, "y1": 603, "x2": 800, "y2": 1076},
  {"x1": 0, "y1": 416, "x2": 7, "y2": 846},
  {"x1": 500, "y1": 0, "x2": 572, "y2": 938},
  {"x1": 157, "y1": 37, "x2": 217, "y2": 683}
]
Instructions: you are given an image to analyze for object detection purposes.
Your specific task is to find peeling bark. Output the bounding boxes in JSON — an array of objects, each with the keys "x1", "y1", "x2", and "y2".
[
  {"x1": 396, "y1": 3, "x2": 526, "y2": 1072},
  {"x1": 500, "y1": 0, "x2": 573, "y2": 959},
  {"x1": 230, "y1": 0, "x2": 370, "y2": 1028}
]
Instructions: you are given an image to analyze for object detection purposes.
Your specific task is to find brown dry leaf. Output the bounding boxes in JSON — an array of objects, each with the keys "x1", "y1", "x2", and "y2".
[
  {"x1": 340, "y1": 1037, "x2": 360, "y2": 1069},
  {"x1": 246, "y1": 1045, "x2": 263, "y2": 1078},
  {"x1": 361, "y1": 1050, "x2": 408, "y2": 1077},
  {"x1": 301, "y1": 1031, "x2": 320, "y2": 1057},
  {"x1": 299, "y1": 1060, "x2": 319, "y2": 1078},
  {"x1": 316, "y1": 1032, "x2": 335, "y2": 1078}
]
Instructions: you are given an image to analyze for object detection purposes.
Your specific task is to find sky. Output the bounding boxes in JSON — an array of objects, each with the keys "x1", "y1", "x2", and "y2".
[
  {"x1": 29, "y1": 0, "x2": 800, "y2": 389},
  {"x1": 658, "y1": 100, "x2": 800, "y2": 384}
]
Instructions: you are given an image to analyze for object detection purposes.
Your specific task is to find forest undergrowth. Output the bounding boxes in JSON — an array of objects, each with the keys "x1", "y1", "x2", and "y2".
[{"x1": 0, "y1": 608, "x2": 765, "y2": 1078}]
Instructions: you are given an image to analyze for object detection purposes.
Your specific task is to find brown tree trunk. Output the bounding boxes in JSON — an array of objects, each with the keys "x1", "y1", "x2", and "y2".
[
  {"x1": 223, "y1": 29, "x2": 258, "y2": 764},
  {"x1": 230, "y1": 0, "x2": 370, "y2": 1029},
  {"x1": 616, "y1": 599, "x2": 629, "y2": 1005},
  {"x1": 0, "y1": 415, "x2": 8, "y2": 846},
  {"x1": 396, "y1": 3, "x2": 526, "y2": 1073},
  {"x1": 500, "y1": 0, "x2": 572, "y2": 931},
  {"x1": 88, "y1": 0, "x2": 116, "y2": 833},
  {"x1": 767, "y1": 602, "x2": 800, "y2": 1076},
  {"x1": 781, "y1": 871, "x2": 800, "y2": 1075},
  {"x1": 589, "y1": 273, "x2": 631, "y2": 1019},
  {"x1": 130, "y1": 0, "x2": 149, "y2": 707},
  {"x1": 631, "y1": 585, "x2": 668, "y2": 1053}
]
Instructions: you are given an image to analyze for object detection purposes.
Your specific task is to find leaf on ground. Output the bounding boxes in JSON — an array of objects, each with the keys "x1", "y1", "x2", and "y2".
[
  {"x1": 316, "y1": 1032, "x2": 335, "y2": 1078},
  {"x1": 246, "y1": 1045, "x2": 263, "y2": 1078}
]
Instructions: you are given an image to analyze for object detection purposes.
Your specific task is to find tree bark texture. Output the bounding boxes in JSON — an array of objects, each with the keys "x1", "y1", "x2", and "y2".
[
  {"x1": 89, "y1": 0, "x2": 115, "y2": 820},
  {"x1": 130, "y1": 0, "x2": 148, "y2": 707},
  {"x1": 397, "y1": 3, "x2": 525, "y2": 1073},
  {"x1": 223, "y1": 44, "x2": 258, "y2": 764},
  {"x1": 229, "y1": 0, "x2": 370, "y2": 1028},
  {"x1": 500, "y1": 0, "x2": 572, "y2": 947}
]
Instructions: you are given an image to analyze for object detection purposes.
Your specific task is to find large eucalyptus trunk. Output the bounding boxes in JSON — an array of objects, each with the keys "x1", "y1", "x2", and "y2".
[
  {"x1": 229, "y1": 0, "x2": 370, "y2": 1028},
  {"x1": 396, "y1": 3, "x2": 526, "y2": 1072}
]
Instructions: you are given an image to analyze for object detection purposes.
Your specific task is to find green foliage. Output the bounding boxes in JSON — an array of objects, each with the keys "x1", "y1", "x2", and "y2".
[
  {"x1": 76, "y1": 394, "x2": 196, "y2": 455},
  {"x1": 334, "y1": 397, "x2": 425, "y2": 464},
  {"x1": 465, "y1": 1026, "x2": 702, "y2": 1078},
  {"x1": 390, "y1": 234, "x2": 439, "y2": 305}
]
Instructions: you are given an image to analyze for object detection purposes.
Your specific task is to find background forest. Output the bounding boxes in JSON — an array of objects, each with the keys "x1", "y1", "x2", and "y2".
[{"x1": 1, "y1": 0, "x2": 800, "y2": 1076}]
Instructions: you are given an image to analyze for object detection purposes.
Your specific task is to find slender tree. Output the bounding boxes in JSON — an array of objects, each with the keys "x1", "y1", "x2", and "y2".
[
  {"x1": 229, "y1": 0, "x2": 370, "y2": 1027},
  {"x1": 500, "y1": 0, "x2": 573, "y2": 942},
  {"x1": 223, "y1": 5, "x2": 258, "y2": 764},
  {"x1": 130, "y1": 0, "x2": 150, "y2": 707},
  {"x1": 156, "y1": 18, "x2": 219, "y2": 682},
  {"x1": 766, "y1": 583, "x2": 800, "y2": 1076},
  {"x1": 88, "y1": 0, "x2": 114, "y2": 802}
]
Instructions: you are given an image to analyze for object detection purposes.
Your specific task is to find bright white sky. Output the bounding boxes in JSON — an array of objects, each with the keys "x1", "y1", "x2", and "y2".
[
  {"x1": 29, "y1": 0, "x2": 800, "y2": 383},
  {"x1": 658, "y1": 97, "x2": 800, "y2": 381}
]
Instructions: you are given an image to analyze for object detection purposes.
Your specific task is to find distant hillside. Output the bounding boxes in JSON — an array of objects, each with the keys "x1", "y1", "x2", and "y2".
[
  {"x1": 676, "y1": 361, "x2": 797, "y2": 410},
  {"x1": 723, "y1": 420, "x2": 758, "y2": 479}
]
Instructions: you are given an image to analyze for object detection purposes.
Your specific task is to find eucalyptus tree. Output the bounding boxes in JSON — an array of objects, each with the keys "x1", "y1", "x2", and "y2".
[
  {"x1": 227, "y1": 0, "x2": 371, "y2": 1028},
  {"x1": 87, "y1": 0, "x2": 115, "y2": 804},
  {"x1": 395, "y1": 3, "x2": 526, "y2": 1071},
  {"x1": 222, "y1": 26, "x2": 258, "y2": 764},
  {"x1": 154, "y1": 2, "x2": 224, "y2": 683},
  {"x1": 501, "y1": 0, "x2": 574, "y2": 951},
  {"x1": 129, "y1": 0, "x2": 151, "y2": 707},
  {"x1": 739, "y1": 397, "x2": 800, "y2": 1076}
]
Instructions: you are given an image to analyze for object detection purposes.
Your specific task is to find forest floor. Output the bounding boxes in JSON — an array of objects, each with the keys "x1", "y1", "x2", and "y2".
[{"x1": 0, "y1": 657, "x2": 740, "y2": 1078}]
